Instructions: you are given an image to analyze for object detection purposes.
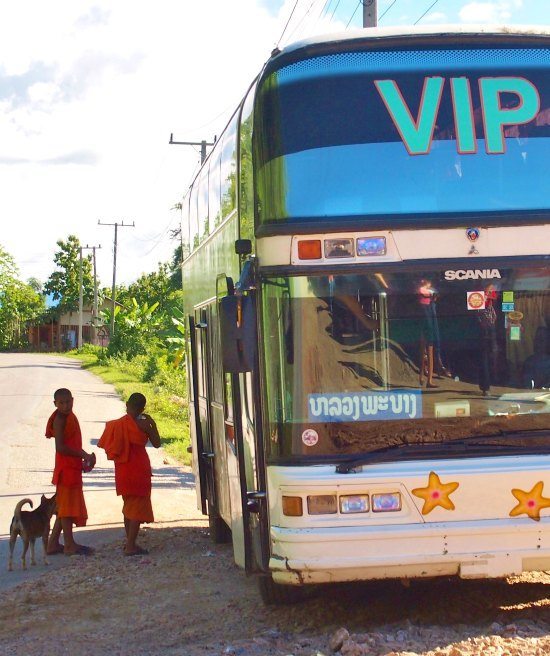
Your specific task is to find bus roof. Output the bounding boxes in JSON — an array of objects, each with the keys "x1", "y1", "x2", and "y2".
[
  {"x1": 277, "y1": 24, "x2": 550, "y2": 55},
  {"x1": 266, "y1": 25, "x2": 550, "y2": 71}
]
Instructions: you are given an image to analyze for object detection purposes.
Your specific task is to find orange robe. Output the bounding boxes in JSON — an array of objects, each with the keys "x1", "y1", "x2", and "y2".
[
  {"x1": 45, "y1": 411, "x2": 88, "y2": 527},
  {"x1": 98, "y1": 415, "x2": 154, "y2": 523}
]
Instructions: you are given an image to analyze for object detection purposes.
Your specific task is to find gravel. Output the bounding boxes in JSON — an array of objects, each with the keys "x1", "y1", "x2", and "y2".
[{"x1": 1, "y1": 510, "x2": 550, "y2": 656}]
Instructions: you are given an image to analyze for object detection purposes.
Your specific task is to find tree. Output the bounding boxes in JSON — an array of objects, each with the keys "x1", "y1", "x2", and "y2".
[
  {"x1": 102, "y1": 298, "x2": 162, "y2": 359},
  {"x1": 0, "y1": 245, "x2": 45, "y2": 349},
  {"x1": 44, "y1": 235, "x2": 95, "y2": 313},
  {"x1": 119, "y1": 262, "x2": 182, "y2": 333}
]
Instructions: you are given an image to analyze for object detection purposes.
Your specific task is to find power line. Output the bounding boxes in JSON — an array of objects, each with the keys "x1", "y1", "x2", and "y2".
[
  {"x1": 378, "y1": 0, "x2": 398, "y2": 22},
  {"x1": 286, "y1": 0, "x2": 322, "y2": 42},
  {"x1": 277, "y1": 0, "x2": 301, "y2": 47},
  {"x1": 346, "y1": 0, "x2": 362, "y2": 28},
  {"x1": 318, "y1": 0, "x2": 333, "y2": 20},
  {"x1": 414, "y1": 0, "x2": 441, "y2": 24},
  {"x1": 329, "y1": 0, "x2": 343, "y2": 22},
  {"x1": 97, "y1": 220, "x2": 135, "y2": 336}
]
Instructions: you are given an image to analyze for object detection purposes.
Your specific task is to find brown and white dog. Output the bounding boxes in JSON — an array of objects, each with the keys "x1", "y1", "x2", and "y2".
[{"x1": 8, "y1": 495, "x2": 57, "y2": 571}]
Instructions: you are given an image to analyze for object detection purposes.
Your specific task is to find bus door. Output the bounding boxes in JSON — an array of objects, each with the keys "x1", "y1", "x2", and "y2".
[
  {"x1": 188, "y1": 309, "x2": 217, "y2": 516},
  {"x1": 240, "y1": 368, "x2": 270, "y2": 573},
  {"x1": 219, "y1": 284, "x2": 268, "y2": 573}
]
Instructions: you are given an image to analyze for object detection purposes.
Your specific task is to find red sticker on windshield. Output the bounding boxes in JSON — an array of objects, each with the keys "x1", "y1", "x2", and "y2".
[{"x1": 467, "y1": 291, "x2": 485, "y2": 310}]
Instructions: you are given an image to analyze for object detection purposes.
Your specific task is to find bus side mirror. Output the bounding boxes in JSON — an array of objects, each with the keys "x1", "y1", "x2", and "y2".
[{"x1": 219, "y1": 295, "x2": 257, "y2": 373}]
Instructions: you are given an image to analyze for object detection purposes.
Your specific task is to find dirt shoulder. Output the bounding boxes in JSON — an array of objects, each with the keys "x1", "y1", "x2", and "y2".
[{"x1": 1, "y1": 503, "x2": 550, "y2": 656}]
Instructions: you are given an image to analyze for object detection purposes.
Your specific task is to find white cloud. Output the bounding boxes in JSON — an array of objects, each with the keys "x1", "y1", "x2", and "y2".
[
  {"x1": 0, "y1": 0, "x2": 286, "y2": 285},
  {"x1": 459, "y1": 1, "x2": 523, "y2": 23},
  {"x1": 421, "y1": 11, "x2": 448, "y2": 23},
  {"x1": 0, "y1": 0, "x2": 544, "y2": 288}
]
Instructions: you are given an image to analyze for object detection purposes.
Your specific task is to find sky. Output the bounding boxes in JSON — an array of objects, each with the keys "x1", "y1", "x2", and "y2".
[{"x1": 0, "y1": 0, "x2": 548, "y2": 288}]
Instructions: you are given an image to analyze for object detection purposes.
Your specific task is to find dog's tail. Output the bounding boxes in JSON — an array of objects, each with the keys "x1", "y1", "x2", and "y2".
[{"x1": 13, "y1": 498, "x2": 33, "y2": 521}]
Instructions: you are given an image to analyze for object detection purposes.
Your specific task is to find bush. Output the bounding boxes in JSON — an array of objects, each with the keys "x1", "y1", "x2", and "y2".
[{"x1": 143, "y1": 355, "x2": 160, "y2": 382}]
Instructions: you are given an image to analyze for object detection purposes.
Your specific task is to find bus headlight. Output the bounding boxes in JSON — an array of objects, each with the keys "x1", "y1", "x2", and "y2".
[
  {"x1": 324, "y1": 238, "x2": 354, "y2": 258},
  {"x1": 282, "y1": 496, "x2": 303, "y2": 516},
  {"x1": 307, "y1": 495, "x2": 337, "y2": 514},
  {"x1": 371, "y1": 492, "x2": 401, "y2": 512},
  {"x1": 339, "y1": 495, "x2": 369, "y2": 514}
]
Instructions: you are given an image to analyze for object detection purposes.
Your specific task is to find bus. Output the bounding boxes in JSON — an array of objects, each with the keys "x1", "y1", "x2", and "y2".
[{"x1": 181, "y1": 25, "x2": 550, "y2": 604}]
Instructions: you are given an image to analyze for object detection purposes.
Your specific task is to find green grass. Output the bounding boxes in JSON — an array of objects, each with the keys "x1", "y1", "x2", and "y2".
[{"x1": 66, "y1": 351, "x2": 191, "y2": 465}]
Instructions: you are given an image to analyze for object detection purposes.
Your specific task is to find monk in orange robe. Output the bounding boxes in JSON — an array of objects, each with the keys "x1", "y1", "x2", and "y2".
[
  {"x1": 46, "y1": 388, "x2": 96, "y2": 556},
  {"x1": 98, "y1": 392, "x2": 160, "y2": 556}
]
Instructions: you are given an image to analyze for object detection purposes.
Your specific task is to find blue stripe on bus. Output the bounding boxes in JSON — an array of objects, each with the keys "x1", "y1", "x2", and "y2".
[{"x1": 276, "y1": 48, "x2": 550, "y2": 84}]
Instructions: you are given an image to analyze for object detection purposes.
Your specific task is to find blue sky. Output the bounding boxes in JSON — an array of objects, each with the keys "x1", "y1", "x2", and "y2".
[
  {"x1": 0, "y1": 0, "x2": 547, "y2": 287},
  {"x1": 262, "y1": 0, "x2": 546, "y2": 27}
]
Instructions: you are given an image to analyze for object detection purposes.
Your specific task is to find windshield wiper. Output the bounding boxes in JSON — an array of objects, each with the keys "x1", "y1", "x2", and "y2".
[{"x1": 335, "y1": 430, "x2": 550, "y2": 474}]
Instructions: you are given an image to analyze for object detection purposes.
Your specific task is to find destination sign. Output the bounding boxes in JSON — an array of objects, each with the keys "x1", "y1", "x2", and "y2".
[{"x1": 375, "y1": 76, "x2": 540, "y2": 155}]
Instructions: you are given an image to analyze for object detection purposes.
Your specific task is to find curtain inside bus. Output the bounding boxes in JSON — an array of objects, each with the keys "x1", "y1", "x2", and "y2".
[
  {"x1": 254, "y1": 47, "x2": 550, "y2": 224},
  {"x1": 261, "y1": 265, "x2": 550, "y2": 460}
]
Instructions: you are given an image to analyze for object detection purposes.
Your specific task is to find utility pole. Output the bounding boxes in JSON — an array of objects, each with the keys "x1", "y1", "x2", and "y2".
[
  {"x1": 78, "y1": 246, "x2": 83, "y2": 349},
  {"x1": 169, "y1": 134, "x2": 216, "y2": 164},
  {"x1": 363, "y1": 0, "x2": 377, "y2": 27},
  {"x1": 98, "y1": 220, "x2": 135, "y2": 338},
  {"x1": 78, "y1": 244, "x2": 101, "y2": 348}
]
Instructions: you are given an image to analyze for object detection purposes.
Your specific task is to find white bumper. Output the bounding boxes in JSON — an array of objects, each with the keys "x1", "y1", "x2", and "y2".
[{"x1": 270, "y1": 518, "x2": 550, "y2": 585}]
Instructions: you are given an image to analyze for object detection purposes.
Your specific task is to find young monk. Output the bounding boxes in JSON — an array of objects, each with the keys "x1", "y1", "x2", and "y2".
[
  {"x1": 46, "y1": 388, "x2": 96, "y2": 556},
  {"x1": 98, "y1": 392, "x2": 161, "y2": 556}
]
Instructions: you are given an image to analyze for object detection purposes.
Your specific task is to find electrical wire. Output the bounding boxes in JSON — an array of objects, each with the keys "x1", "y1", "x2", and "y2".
[
  {"x1": 346, "y1": 0, "x2": 361, "y2": 28},
  {"x1": 414, "y1": 0, "x2": 441, "y2": 24},
  {"x1": 286, "y1": 0, "x2": 323, "y2": 43},
  {"x1": 328, "y1": 0, "x2": 342, "y2": 22},
  {"x1": 277, "y1": 0, "x2": 301, "y2": 47},
  {"x1": 378, "y1": 0, "x2": 398, "y2": 23},
  {"x1": 317, "y1": 0, "x2": 333, "y2": 20}
]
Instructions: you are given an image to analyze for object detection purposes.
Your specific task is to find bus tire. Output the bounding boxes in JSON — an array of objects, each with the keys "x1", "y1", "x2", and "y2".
[
  {"x1": 258, "y1": 574, "x2": 305, "y2": 605},
  {"x1": 208, "y1": 508, "x2": 231, "y2": 544}
]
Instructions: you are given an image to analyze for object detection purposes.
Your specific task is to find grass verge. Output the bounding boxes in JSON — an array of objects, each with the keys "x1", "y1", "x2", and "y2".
[{"x1": 66, "y1": 351, "x2": 190, "y2": 466}]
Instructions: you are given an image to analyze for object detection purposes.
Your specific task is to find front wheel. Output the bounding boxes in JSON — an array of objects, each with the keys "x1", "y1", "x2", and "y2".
[{"x1": 258, "y1": 574, "x2": 305, "y2": 605}]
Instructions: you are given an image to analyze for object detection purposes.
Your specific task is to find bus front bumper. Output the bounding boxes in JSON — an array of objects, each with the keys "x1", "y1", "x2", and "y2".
[{"x1": 269, "y1": 519, "x2": 550, "y2": 585}]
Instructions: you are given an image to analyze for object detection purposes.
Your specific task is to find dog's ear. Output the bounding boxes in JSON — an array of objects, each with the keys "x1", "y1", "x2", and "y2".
[{"x1": 41, "y1": 494, "x2": 46, "y2": 502}]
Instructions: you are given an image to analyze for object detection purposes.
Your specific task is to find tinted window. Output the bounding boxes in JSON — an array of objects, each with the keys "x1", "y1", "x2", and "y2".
[
  {"x1": 198, "y1": 169, "x2": 209, "y2": 242},
  {"x1": 262, "y1": 265, "x2": 550, "y2": 459},
  {"x1": 181, "y1": 193, "x2": 190, "y2": 259},
  {"x1": 189, "y1": 183, "x2": 199, "y2": 251},
  {"x1": 240, "y1": 84, "x2": 256, "y2": 241},
  {"x1": 256, "y1": 47, "x2": 550, "y2": 224},
  {"x1": 221, "y1": 114, "x2": 238, "y2": 220},
  {"x1": 209, "y1": 148, "x2": 222, "y2": 232}
]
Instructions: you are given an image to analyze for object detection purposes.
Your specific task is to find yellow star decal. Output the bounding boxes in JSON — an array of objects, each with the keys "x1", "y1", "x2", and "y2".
[
  {"x1": 509, "y1": 481, "x2": 550, "y2": 522},
  {"x1": 412, "y1": 471, "x2": 459, "y2": 515}
]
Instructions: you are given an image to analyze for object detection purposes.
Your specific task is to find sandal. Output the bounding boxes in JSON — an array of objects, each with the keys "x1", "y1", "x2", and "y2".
[{"x1": 65, "y1": 544, "x2": 95, "y2": 556}]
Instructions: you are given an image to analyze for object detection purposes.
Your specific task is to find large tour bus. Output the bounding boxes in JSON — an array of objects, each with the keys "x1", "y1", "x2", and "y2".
[{"x1": 181, "y1": 26, "x2": 550, "y2": 604}]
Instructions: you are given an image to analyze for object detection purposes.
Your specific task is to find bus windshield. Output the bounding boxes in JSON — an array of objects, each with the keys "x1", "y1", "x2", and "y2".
[
  {"x1": 255, "y1": 47, "x2": 550, "y2": 225},
  {"x1": 262, "y1": 264, "x2": 550, "y2": 460}
]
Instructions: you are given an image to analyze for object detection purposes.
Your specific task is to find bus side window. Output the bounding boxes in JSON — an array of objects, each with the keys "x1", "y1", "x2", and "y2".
[
  {"x1": 181, "y1": 192, "x2": 190, "y2": 260},
  {"x1": 209, "y1": 304, "x2": 224, "y2": 404},
  {"x1": 243, "y1": 372, "x2": 254, "y2": 427},
  {"x1": 195, "y1": 312, "x2": 208, "y2": 399},
  {"x1": 198, "y1": 169, "x2": 209, "y2": 242},
  {"x1": 239, "y1": 83, "x2": 256, "y2": 242},
  {"x1": 189, "y1": 183, "x2": 199, "y2": 252},
  {"x1": 209, "y1": 149, "x2": 222, "y2": 232},
  {"x1": 221, "y1": 114, "x2": 238, "y2": 220},
  {"x1": 224, "y1": 373, "x2": 235, "y2": 444}
]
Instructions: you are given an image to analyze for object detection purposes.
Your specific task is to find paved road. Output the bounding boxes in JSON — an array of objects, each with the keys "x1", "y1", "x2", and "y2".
[{"x1": 0, "y1": 353, "x2": 195, "y2": 591}]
